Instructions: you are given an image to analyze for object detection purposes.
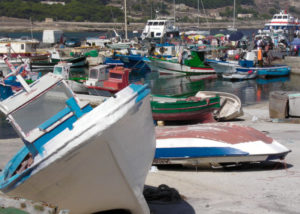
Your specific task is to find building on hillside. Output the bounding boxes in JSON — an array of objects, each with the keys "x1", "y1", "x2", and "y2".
[
  {"x1": 237, "y1": 14, "x2": 253, "y2": 19},
  {"x1": 41, "y1": 1, "x2": 65, "y2": 6},
  {"x1": 45, "y1": 18, "x2": 54, "y2": 23}
]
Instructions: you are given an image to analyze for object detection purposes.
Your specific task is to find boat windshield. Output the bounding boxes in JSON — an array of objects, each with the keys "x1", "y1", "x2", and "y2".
[
  {"x1": 159, "y1": 22, "x2": 165, "y2": 25},
  {"x1": 148, "y1": 22, "x2": 153, "y2": 26},
  {"x1": 283, "y1": 16, "x2": 288, "y2": 19},
  {"x1": 89, "y1": 69, "x2": 98, "y2": 79},
  {"x1": 53, "y1": 66, "x2": 63, "y2": 75},
  {"x1": 11, "y1": 82, "x2": 73, "y2": 135},
  {"x1": 153, "y1": 22, "x2": 159, "y2": 26}
]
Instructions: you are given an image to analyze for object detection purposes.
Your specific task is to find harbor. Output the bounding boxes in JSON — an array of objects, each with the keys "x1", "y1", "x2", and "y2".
[{"x1": 1, "y1": 2, "x2": 300, "y2": 213}]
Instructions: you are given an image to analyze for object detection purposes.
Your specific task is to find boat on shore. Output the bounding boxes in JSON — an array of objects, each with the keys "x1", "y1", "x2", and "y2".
[
  {"x1": 150, "y1": 94, "x2": 220, "y2": 122},
  {"x1": 154, "y1": 123, "x2": 291, "y2": 166},
  {"x1": 0, "y1": 72, "x2": 155, "y2": 213},
  {"x1": 195, "y1": 91, "x2": 243, "y2": 121}
]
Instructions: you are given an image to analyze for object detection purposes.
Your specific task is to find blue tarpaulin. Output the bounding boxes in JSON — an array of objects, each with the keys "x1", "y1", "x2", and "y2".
[
  {"x1": 229, "y1": 31, "x2": 244, "y2": 41},
  {"x1": 291, "y1": 38, "x2": 300, "y2": 46}
]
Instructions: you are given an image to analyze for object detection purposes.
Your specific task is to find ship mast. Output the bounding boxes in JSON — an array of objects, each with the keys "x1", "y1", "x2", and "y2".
[
  {"x1": 197, "y1": 0, "x2": 199, "y2": 28},
  {"x1": 233, "y1": 0, "x2": 236, "y2": 30},
  {"x1": 124, "y1": 0, "x2": 128, "y2": 40}
]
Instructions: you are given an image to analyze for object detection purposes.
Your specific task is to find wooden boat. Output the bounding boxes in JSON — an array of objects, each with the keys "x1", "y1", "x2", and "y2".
[
  {"x1": 84, "y1": 65, "x2": 130, "y2": 97},
  {"x1": 154, "y1": 123, "x2": 291, "y2": 166},
  {"x1": 53, "y1": 62, "x2": 88, "y2": 94},
  {"x1": 30, "y1": 49, "x2": 87, "y2": 69},
  {"x1": 0, "y1": 73, "x2": 155, "y2": 214},
  {"x1": 145, "y1": 49, "x2": 215, "y2": 75},
  {"x1": 256, "y1": 65, "x2": 291, "y2": 77},
  {"x1": 195, "y1": 91, "x2": 243, "y2": 121},
  {"x1": 150, "y1": 94, "x2": 220, "y2": 122}
]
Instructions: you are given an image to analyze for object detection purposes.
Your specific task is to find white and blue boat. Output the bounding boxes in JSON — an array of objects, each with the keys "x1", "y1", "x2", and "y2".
[
  {"x1": 154, "y1": 123, "x2": 291, "y2": 166},
  {"x1": 222, "y1": 59, "x2": 290, "y2": 80},
  {"x1": 205, "y1": 58, "x2": 238, "y2": 74},
  {"x1": 207, "y1": 50, "x2": 291, "y2": 80},
  {"x1": 0, "y1": 72, "x2": 156, "y2": 213}
]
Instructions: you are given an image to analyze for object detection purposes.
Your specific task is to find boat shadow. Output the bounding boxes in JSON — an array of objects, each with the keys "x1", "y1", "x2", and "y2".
[
  {"x1": 144, "y1": 184, "x2": 196, "y2": 214},
  {"x1": 154, "y1": 161, "x2": 293, "y2": 173},
  {"x1": 94, "y1": 184, "x2": 196, "y2": 214}
]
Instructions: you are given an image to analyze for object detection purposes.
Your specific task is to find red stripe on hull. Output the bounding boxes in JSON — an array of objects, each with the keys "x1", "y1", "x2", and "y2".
[{"x1": 156, "y1": 123, "x2": 273, "y2": 144}]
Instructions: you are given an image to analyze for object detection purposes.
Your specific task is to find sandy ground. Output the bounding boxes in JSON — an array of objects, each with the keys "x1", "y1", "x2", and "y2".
[{"x1": 0, "y1": 102, "x2": 300, "y2": 213}]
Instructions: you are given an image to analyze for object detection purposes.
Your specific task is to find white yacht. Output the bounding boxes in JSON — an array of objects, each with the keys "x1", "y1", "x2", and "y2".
[
  {"x1": 141, "y1": 17, "x2": 179, "y2": 40},
  {"x1": 264, "y1": 10, "x2": 300, "y2": 32}
]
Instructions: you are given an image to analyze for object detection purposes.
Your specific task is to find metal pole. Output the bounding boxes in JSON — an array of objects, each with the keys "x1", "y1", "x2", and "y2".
[
  {"x1": 233, "y1": 0, "x2": 236, "y2": 29},
  {"x1": 124, "y1": 0, "x2": 128, "y2": 40},
  {"x1": 197, "y1": 0, "x2": 199, "y2": 28}
]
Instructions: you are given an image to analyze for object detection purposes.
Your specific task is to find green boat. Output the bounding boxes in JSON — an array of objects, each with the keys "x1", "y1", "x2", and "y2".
[
  {"x1": 146, "y1": 49, "x2": 215, "y2": 75},
  {"x1": 151, "y1": 94, "x2": 220, "y2": 122},
  {"x1": 30, "y1": 50, "x2": 87, "y2": 70}
]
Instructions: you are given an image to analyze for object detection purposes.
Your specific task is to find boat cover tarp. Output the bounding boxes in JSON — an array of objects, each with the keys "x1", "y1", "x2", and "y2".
[{"x1": 229, "y1": 31, "x2": 244, "y2": 41}]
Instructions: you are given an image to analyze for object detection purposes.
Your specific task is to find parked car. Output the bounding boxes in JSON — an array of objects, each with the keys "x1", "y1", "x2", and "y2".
[{"x1": 65, "y1": 38, "x2": 81, "y2": 47}]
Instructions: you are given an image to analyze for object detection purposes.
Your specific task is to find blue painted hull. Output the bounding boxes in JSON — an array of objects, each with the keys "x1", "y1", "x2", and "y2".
[
  {"x1": 154, "y1": 123, "x2": 291, "y2": 165},
  {"x1": 0, "y1": 85, "x2": 14, "y2": 101},
  {"x1": 116, "y1": 54, "x2": 151, "y2": 74},
  {"x1": 238, "y1": 65, "x2": 291, "y2": 77}
]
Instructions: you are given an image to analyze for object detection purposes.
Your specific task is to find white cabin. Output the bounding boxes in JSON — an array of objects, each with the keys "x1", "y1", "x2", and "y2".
[
  {"x1": 85, "y1": 37, "x2": 111, "y2": 48},
  {"x1": 141, "y1": 18, "x2": 179, "y2": 40},
  {"x1": 42, "y1": 30, "x2": 64, "y2": 44},
  {"x1": 0, "y1": 38, "x2": 39, "y2": 55}
]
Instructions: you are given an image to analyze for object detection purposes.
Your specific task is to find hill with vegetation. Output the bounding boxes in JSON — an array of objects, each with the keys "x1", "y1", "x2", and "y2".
[{"x1": 0, "y1": 0, "x2": 299, "y2": 23}]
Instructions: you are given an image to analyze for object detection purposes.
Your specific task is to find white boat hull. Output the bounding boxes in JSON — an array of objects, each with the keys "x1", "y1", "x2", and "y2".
[
  {"x1": 146, "y1": 59, "x2": 215, "y2": 75},
  {"x1": 222, "y1": 71, "x2": 257, "y2": 80},
  {"x1": 66, "y1": 80, "x2": 88, "y2": 94},
  {"x1": 196, "y1": 91, "x2": 243, "y2": 120},
  {"x1": 5, "y1": 86, "x2": 156, "y2": 214},
  {"x1": 207, "y1": 60, "x2": 238, "y2": 74},
  {"x1": 154, "y1": 123, "x2": 290, "y2": 166}
]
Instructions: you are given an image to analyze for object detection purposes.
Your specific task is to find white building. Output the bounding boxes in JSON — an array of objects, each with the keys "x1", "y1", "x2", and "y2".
[
  {"x1": 237, "y1": 14, "x2": 253, "y2": 18},
  {"x1": 41, "y1": 1, "x2": 65, "y2": 6}
]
